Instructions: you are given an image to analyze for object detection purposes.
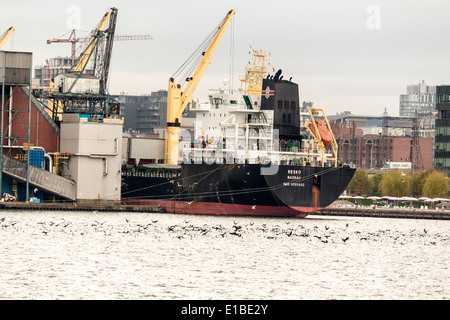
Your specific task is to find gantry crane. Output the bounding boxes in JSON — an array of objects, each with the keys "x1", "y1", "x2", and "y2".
[
  {"x1": 165, "y1": 9, "x2": 235, "y2": 165},
  {"x1": 0, "y1": 26, "x2": 15, "y2": 50},
  {"x1": 47, "y1": 7, "x2": 120, "y2": 121},
  {"x1": 70, "y1": 8, "x2": 117, "y2": 78}
]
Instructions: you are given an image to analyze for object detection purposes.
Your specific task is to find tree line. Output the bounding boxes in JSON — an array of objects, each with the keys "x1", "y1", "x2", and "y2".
[{"x1": 346, "y1": 169, "x2": 448, "y2": 198}]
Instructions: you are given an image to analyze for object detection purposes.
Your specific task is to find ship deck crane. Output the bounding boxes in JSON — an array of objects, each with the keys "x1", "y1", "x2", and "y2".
[
  {"x1": 165, "y1": 9, "x2": 235, "y2": 165},
  {"x1": 0, "y1": 26, "x2": 15, "y2": 50}
]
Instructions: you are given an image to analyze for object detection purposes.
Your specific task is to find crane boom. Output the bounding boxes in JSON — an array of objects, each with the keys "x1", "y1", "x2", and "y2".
[
  {"x1": 72, "y1": 10, "x2": 112, "y2": 74},
  {"x1": 100, "y1": 7, "x2": 118, "y2": 95},
  {"x1": 165, "y1": 9, "x2": 235, "y2": 165},
  {"x1": 0, "y1": 26, "x2": 15, "y2": 50}
]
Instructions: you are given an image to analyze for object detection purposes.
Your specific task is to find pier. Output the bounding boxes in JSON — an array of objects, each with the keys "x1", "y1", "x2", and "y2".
[
  {"x1": 0, "y1": 201, "x2": 164, "y2": 213},
  {"x1": 0, "y1": 200, "x2": 449, "y2": 220},
  {"x1": 314, "y1": 206, "x2": 450, "y2": 220}
]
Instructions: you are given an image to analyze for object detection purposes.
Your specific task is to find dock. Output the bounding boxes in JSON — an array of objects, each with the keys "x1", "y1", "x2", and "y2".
[
  {"x1": 314, "y1": 206, "x2": 450, "y2": 220},
  {"x1": 1, "y1": 201, "x2": 449, "y2": 220},
  {"x1": 0, "y1": 201, "x2": 164, "y2": 213}
]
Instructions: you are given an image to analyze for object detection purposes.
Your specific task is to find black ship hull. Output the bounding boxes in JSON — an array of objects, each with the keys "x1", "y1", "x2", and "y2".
[{"x1": 121, "y1": 163, "x2": 356, "y2": 218}]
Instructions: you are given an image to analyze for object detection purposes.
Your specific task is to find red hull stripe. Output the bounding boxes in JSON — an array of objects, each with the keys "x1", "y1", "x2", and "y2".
[{"x1": 122, "y1": 199, "x2": 320, "y2": 218}]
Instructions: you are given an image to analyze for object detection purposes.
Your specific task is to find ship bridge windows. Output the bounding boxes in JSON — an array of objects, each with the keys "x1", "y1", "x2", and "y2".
[
  {"x1": 210, "y1": 97, "x2": 224, "y2": 107},
  {"x1": 277, "y1": 101, "x2": 282, "y2": 109}
]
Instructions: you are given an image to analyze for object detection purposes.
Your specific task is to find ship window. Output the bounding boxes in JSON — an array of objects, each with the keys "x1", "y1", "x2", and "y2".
[
  {"x1": 277, "y1": 101, "x2": 282, "y2": 109},
  {"x1": 284, "y1": 101, "x2": 289, "y2": 109},
  {"x1": 291, "y1": 101, "x2": 296, "y2": 110},
  {"x1": 287, "y1": 114, "x2": 291, "y2": 123},
  {"x1": 230, "y1": 100, "x2": 238, "y2": 104}
]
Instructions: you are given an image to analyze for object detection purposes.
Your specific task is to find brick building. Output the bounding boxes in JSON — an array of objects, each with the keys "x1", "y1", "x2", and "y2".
[{"x1": 330, "y1": 122, "x2": 433, "y2": 170}]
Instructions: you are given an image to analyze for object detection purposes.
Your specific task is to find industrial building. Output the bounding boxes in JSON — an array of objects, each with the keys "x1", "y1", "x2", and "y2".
[
  {"x1": 328, "y1": 109, "x2": 435, "y2": 171},
  {"x1": 1, "y1": 8, "x2": 124, "y2": 204},
  {"x1": 330, "y1": 122, "x2": 433, "y2": 170},
  {"x1": 327, "y1": 110, "x2": 435, "y2": 138}
]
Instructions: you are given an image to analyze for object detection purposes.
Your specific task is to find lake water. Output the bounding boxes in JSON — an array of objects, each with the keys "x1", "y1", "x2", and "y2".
[{"x1": 0, "y1": 210, "x2": 448, "y2": 300}]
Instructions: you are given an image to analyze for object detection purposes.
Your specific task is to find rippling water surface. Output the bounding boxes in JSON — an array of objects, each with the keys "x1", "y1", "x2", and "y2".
[{"x1": 0, "y1": 210, "x2": 448, "y2": 299}]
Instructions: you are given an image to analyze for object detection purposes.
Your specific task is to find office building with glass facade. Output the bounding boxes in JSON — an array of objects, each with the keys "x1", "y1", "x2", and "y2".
[
  {"x1": 434, "y1": 85, "x2": 450, "y2": 175},
  {"x1": 399, "y1": 80, "x2": 436, "y2": 116}
]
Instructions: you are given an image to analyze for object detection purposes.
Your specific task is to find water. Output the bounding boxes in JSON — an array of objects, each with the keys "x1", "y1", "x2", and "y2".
[{"x1": 0, "y1": 210, "x2": 448, "y2": 300}]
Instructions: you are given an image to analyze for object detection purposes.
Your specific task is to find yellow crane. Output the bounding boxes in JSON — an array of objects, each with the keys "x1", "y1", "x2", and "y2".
[
  {"x1": 48, "y1": 8, "x2": 118, "y2": 119},
  {"x1": 0, "y1": 26, "x2": 15, "y2": 50},
  {"x1": 165, "y1": 9, "x2": 235, "y2": 165},
  {"x1": 71, "y1": 8, "x2": 116, "y2": 75}
]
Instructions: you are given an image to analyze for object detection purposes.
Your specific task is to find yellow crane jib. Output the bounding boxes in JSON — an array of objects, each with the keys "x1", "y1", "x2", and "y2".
[
  {"x1": 0, "y1": 26, "x2": 15, "y2": 50},
  {"x1": 164, "y1": 9, "x2": 235, "y2": 165},
  {"x1": 72, "y1": 11, "x2": 112, "y2": 74},
  {"x1": 305, "y1": 107, "x2": 338, "y2": 167}
]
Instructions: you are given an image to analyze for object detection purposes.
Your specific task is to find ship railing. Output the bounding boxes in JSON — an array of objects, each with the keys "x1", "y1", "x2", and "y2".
[{"x1": 190, "y1": 103, "x2": 211, "y2": 111}]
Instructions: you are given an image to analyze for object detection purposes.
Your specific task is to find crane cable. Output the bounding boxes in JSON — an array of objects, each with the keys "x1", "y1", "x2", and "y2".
[{"x1": 171, "y1": 20, "x2": 222, "y2": 86}]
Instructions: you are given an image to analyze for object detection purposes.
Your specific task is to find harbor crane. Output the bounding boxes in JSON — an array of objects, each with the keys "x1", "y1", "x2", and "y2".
[
  {"x1": 165, "y1": 9, "x2": 235, "y2": 165},
  {"x1": 47, "y1": 7, "x2": 120, "y2": 121},
  {"x1": 0, "y1": 26, "x2": 15, "y2": 50}
]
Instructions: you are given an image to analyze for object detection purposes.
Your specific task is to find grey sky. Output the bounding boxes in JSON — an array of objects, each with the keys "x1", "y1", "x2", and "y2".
[{"x1": 1, "y1": 0, "x2": 449, "y2": 116}]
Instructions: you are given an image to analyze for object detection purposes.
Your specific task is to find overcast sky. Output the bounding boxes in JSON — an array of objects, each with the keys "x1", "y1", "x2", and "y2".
[{"x1": 2, "y1": 0, "x2": 449, "y2": 116}]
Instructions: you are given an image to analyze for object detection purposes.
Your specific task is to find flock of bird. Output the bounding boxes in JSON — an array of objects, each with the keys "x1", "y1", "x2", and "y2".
[{"x1": 0, "y1": 215, "x2": 447, "y2": 246}]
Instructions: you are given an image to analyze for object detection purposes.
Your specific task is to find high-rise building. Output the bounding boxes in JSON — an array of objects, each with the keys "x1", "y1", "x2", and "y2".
[
  {"x1": 434, "y1": 85, "x2": 450, "y2": 175},
  {"x1": 119, "y1": 90, "x2": 195, "y2": 134},
  {"x1": 119, "y1": 91, "x2": 167, "y2": 134},
  {"x1": 33, "y1": 56, "x2": 94, "y2": 90},
  {"x1": 399, "y1": 80, "x2": 436, "y2": 116}
]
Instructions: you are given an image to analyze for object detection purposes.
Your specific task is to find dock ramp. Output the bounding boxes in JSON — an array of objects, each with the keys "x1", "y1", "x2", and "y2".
[{"x1": 1, "y1": 156, "x2": 76, "y2": 200}]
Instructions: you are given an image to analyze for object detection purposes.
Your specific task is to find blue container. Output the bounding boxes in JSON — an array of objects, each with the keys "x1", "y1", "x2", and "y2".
[{"x1": 29, "y1": 149, "x2": 45, "y2": 168}]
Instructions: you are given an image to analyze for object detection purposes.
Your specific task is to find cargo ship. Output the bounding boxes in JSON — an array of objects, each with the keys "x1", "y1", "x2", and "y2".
[
  {"x1": 121, "y1": 13, "x2": 356, "y2": 218},
  {"x1": 121, "y1": 75, "x2": 355, "y2": 217}
]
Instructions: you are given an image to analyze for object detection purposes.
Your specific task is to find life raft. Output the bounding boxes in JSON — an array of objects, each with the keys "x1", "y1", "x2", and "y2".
[{"x1": 308, "y1": 120, "x2": 332, "y2": 148}]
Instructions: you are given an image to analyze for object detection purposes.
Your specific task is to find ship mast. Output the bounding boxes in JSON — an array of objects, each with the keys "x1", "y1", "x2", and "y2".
[
  {"x1": 165, "y1": 9, "x2": 235, "y2": 165},
  {"x1": 239, "y1": 46, "x2": 269, "y2": 96}
]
